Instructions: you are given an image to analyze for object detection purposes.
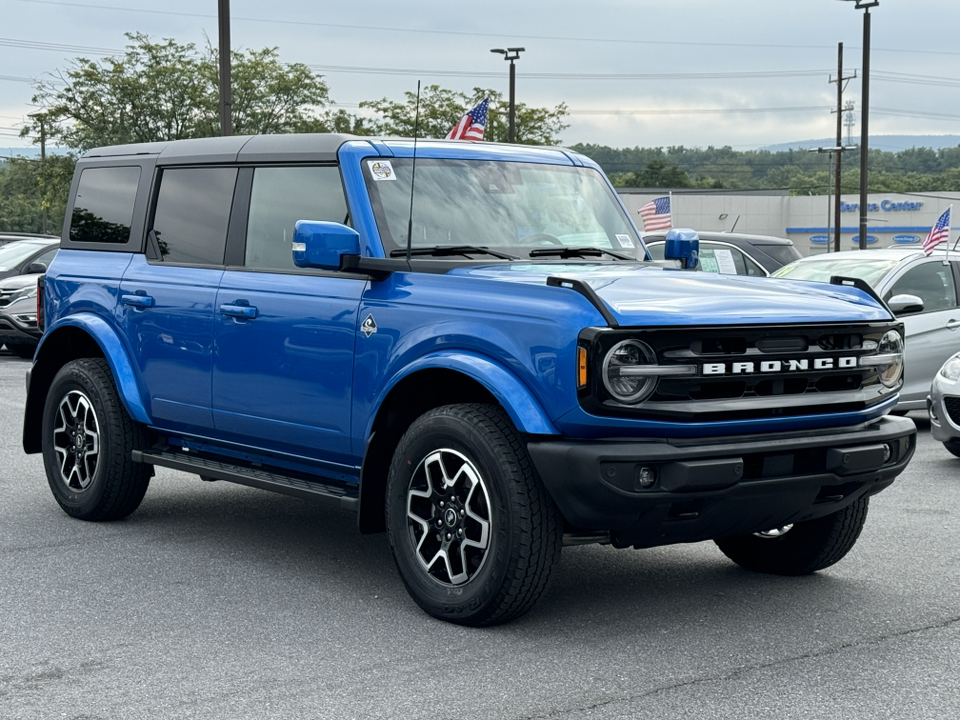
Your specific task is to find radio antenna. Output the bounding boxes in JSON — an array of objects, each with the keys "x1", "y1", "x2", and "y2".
[{"x1": 405, "y1": 81, "x2": 422, "y2": 267}]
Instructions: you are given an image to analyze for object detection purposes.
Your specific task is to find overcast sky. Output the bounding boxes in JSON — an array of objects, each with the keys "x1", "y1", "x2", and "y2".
[{"x1": 2, "y1": 0, "x2": 958, "y2": 152}]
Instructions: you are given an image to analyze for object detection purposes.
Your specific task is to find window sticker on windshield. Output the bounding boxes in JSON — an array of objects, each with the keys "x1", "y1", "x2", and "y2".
[
  {"x1": 615, "y1": 234, "x2": 635, "y2": 248},
  {"x1": 367, "y1": 160, "x2": 396, "y2": 181}
]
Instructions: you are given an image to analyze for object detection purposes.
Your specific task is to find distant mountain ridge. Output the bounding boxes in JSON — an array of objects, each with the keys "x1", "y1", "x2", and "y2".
[{"x1": 763, "y1": 135, "x2": 960, "y2": 153}]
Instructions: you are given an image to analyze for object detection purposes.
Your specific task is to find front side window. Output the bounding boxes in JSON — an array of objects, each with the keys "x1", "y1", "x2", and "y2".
[
  {"x1": 363, "y1": 158, "x2": 642, "y2": 258},
  {"x1": 884, "y1": 262, "x2": 958, "y2": 312},
  {"x1": 245, "y1": 166, "x2": 348, "y2": 271},
  {"x1": 150, "y1": 167, "x2": 237, "y2": 265},
  {"x1": 70, "y1": 166, "x2": 141, "y2": 243}
]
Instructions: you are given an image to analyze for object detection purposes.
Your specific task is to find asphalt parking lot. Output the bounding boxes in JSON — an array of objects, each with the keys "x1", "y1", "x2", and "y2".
[{"x1": 1, "y1": 349, "x2": 958, "y2": 720}]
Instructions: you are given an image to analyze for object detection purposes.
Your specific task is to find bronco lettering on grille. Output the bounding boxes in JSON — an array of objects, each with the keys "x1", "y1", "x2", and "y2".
[{"x1": 702, "y1": 356, "x2": 859, "y2": 375}]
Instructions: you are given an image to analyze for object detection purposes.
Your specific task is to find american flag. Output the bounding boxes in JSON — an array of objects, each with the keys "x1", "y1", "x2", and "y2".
[
  {"x1": 446, "y1": 98, "x2": 489, "y2": 141},
  {"x1": 923, "y1": 207, "x2": 951, "y2": 256},
  {"x1": 638, "y1": 196, "x2": 672, "y2": 231}
]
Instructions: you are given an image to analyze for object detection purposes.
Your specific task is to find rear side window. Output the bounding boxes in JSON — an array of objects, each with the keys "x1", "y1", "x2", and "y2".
[
  {"x1": 70, "y1": 166, "x2": 141, "y2": 243},
  {"x1": 150, "y1": 167, "x2": 237, "y2": 265},
  {"x1": 244, "y1": 166, "x2": 348, "y2": 271},
  {"x1": 758, "y1": 243, "x2": 802, "y2": 266}
]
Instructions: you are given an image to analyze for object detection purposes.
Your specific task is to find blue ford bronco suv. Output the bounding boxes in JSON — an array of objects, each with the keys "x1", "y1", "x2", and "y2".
[{"x1": 23, "y1": 134, "x2": 916, "y2": 625}]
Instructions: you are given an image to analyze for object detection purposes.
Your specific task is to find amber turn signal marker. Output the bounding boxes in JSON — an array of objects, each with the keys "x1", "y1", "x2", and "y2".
[{"x1": 577, "y1": 346, "x2": 588, "y2": 389}]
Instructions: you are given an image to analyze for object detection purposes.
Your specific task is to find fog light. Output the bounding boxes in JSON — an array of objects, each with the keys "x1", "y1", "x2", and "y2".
[
  {"x1": 882, "y1": 443, "x2": 892, "y2": 463},
  {"x1": 636, "y1": 466, "x2": 657, "y2": 489}
]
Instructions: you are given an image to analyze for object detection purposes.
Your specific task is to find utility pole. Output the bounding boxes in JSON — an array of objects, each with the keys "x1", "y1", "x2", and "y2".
[
  {"x1": 490, "y1": 47, "x2": 525, "y2": 142},
  {"x1": 842, "y1": 0, "x2": 878, "y2": 250},
  {"x1": 218, "y1": 0, "x2": 232, "y2": 136},
  {"x1": 829, "y1": 42, "x2": 857, "y2": 252},
  {"x1": 29, "y1": 112, "x2": 48, "y2": 234}
]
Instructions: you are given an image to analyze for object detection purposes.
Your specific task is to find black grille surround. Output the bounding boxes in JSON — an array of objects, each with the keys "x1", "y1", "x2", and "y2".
[{"x1": 578, "y1": 322, "x2": 903, "y2": 423}]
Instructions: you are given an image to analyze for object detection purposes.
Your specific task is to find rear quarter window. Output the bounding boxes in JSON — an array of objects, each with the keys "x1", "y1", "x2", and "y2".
[{"x1": 70, "y1": 166, "x2": 141, "y2": 244}]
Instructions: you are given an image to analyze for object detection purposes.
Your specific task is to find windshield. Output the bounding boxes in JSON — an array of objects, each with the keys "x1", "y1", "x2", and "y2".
[
  {"x1": 362, "y1": 158, "x2": 644, "y2": 259},
  {"x1": 771, "y1": 256, "x2": 901, "y2": 287},
  {"x1": 0, "y1": 241, "x2": 48, "y2": 271}
]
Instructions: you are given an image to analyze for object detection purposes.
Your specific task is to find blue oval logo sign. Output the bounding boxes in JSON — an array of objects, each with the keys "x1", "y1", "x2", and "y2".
[
  {"x1": 809, "y1": 235, "x2": 830, "y2": 244},
  {"x1": 893, "y1": 234, "x2": 920, "y2": 244},
  {"x1": 851, "y1": 234, "x2": 878, "y2": 245}
]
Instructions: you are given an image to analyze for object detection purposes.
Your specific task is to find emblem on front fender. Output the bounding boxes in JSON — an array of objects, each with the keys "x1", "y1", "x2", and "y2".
[{"x1": 361, "y1": 314, "x2": 378, "y2": 338}]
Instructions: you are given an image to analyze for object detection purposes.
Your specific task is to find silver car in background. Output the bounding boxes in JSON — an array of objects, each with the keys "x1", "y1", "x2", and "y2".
[
  {"x1": 928, "y1": 352, "x2": 960, "y2": 456},
  {"x1": 773, "y1": 248, "x2": 960, "y2": 412}
]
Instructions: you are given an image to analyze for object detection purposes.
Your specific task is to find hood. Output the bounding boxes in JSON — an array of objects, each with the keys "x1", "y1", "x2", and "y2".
[
  {"x1": 451, "y1": 263, "x2": 892, "y2": 326},
  {"x1": 0, "y1": 272, "x2": 40, "y2": 291}
]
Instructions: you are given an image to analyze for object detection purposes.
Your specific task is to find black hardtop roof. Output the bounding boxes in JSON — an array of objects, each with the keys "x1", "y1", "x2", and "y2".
[
  {"x1": 80, "y1": 134, "x2": 582, "y2": 167},
  {"x1": 82, "y1": 133, "x2": 361, "y2": 165}
]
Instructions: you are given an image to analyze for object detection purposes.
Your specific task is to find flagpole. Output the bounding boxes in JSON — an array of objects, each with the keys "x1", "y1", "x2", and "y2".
[{"x1": 947, "y1": 205, "x2": 953, "y2": 266}]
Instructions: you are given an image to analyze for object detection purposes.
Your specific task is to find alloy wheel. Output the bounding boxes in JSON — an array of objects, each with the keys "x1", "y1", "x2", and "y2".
[
  {"x1": 405, "y1": 448, "x2": 491, "y2": 585},
  {"x1": 52, "y1": 390, "x2": 101, "y2": 491}
]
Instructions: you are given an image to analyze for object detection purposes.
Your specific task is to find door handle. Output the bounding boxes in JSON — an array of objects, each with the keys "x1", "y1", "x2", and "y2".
[
  {"x1": 219, "y1": 303, "x2": 258, "y2": 319},
  {"x1": 947, "y1": 319, "x2": 960, "y2": 330},
  {"x1": 120, "y1": 293, "x2": 155, "y2": 309}
]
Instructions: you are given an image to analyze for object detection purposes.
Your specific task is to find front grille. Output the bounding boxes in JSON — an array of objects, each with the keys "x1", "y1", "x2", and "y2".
[
  {"x1": 0, "y1": 288, "x2": 18, "y2": 308},
  {"x1": 944, "y1": 396, "x2": 960, "y2": 426},
  {"x1": 580, "y1": 322, "x2": 900, "y2": 422}
]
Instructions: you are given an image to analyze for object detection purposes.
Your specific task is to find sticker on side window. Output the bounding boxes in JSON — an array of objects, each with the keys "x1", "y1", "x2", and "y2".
[{"x1": 367, "y1": 160, "x2": 396, "y2": 181}]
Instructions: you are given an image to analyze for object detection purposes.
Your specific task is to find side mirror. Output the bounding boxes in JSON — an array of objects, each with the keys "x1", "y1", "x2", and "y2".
[
  {"x1": 663, "y1": 228, "x2": 699, "y2": 270},
  {"x1": 887, "y1": 293, "x2": 924, "y2": 315},
  {"x1": 292, "y1": 221, "x2": 361, "y2": 271},
  {"x1": 23, "y1": 262, "x2": 47, "y2": 274}
]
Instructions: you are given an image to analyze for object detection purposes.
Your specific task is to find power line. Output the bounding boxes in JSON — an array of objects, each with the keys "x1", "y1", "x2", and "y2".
[
  {"x1": 566, "y1": 106, "x2": 830, "y2": 116},
  {"x1": 311, "y1": 64, "x2": 833, "y2": 81},
  {"x1": 0, "y1": 36, "x2": 117, "y2": 55},
  {"x1": 12, "y1": 0, "x2": 960, "y2": 58}
]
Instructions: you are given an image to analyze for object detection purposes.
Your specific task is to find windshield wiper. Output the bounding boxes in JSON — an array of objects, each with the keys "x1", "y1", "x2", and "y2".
[
  {"x1": 528, "y1": 247, "x2": 634, "y2": 261},
  {"x1": 389, "y1": 245, "x2": 519, "y2": 260}
]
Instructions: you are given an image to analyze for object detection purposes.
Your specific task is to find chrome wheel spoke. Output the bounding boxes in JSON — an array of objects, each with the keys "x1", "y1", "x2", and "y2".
[
  {"x1": 405, "y1": 448, "x2": 492, "y2": 587},
  {"x1": 51, "y1": 390, "x2": 100, "y2": 492}
]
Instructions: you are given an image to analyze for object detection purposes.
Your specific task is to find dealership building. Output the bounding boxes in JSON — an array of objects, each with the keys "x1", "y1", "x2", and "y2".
[{"x1": 617, "y1": 188, "x2": 960, "y2": 255}]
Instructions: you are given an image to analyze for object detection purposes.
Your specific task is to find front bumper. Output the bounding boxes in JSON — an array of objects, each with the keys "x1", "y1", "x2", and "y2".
[
  {"x1": 527, "y1": 414, "x2": 916, "y2": 549},
  {"x1": 928, "y1": 369, "x2": 960, "y2": 443},
  {"x1": 0, "y1": 311, "x2": 40, "y2": 346}
]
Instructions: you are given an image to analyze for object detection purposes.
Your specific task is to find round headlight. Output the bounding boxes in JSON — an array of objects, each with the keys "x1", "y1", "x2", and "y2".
[
  {"x1": 602, "y1": 339, "x2": 658, "y2": 404},
  {"x1": 940, "y1": 353, "x2": 960, "y2": 382},
  {"x1": 875, "y1": 329, "x2": 904, "y2": 388}
]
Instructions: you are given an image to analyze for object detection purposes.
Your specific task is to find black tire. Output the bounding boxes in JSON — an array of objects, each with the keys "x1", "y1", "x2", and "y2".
[
  {"x1": 385, "y1": 404, "x2": 562, "y2": 626},
  {"x1": 41, "y1": 358, "x2": 151, "y2": 521},
  {"x1": 714, "y1": 497, "x2": 869, "y2": 575},
  {"x1": 6, "y1": 343, "x2": 36, "y2": 359},
  {"x1": 943, "y1": 439, "x2": 960, "y2": 458}
]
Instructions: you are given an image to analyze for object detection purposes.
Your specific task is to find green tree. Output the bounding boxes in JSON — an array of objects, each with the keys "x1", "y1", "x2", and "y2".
[
  {"x1": 361, "y1": 85, "x2": 569, "y2": 145},
  {"x1": 0, "y1": 154, "x2": 76, "y2": 233},
  {"x1": 24, "y1": 33, "x2": 336, "y2": 151},
  {"x1": 609, "y1": 158, "x2": 693, "y2": 188}
]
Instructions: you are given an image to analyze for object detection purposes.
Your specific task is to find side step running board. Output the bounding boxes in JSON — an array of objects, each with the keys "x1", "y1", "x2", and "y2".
[{"x1": 132, "y1": 448, "x2": 359, "y2": 513}]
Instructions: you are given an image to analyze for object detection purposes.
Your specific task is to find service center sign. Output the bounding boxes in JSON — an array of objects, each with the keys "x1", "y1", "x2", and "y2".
[{"x1": 840, "y1": 199, "x2": 923, "y2": 213}]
